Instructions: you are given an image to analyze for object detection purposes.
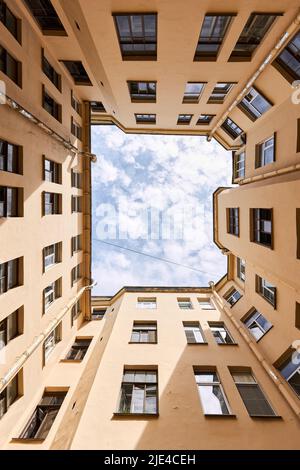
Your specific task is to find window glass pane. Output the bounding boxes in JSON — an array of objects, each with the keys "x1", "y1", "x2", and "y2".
[{"x1": 198, "y1": 384, "x2": 230, "y2": 415}]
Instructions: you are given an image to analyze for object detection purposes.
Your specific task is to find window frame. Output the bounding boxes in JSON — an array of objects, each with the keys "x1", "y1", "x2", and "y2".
[
  {"x1": 183, "y1": 82, "x2": 206, "y2": 103},
  {"x1": 255, "y1": 275, "x2": 276, "y2": 308},
  {"x1": 227, "y1": 207, "x2": 239, "y2": 236},
  {"x1": 0, "y1": 0, "x2": 21, "y2": 43},
  {"x1": 250, "y1": 208, "x2": 273, "y2": 249},
  {"x1": 237, "y1": 257, "x2": 246, "y2": 282},
  {"x1": 233, "y1": 151, "x2": 245, "y2": 180},
  {"x1": 255, "y1": 134, "x2": 276, "y2": 168},
  {"x1": 42, "y1": 85, "x2": 62, "y2": 122},
  {"x1": 194, "y1": 13, "x2": 236, "y2": 61},
  {"x1": 130, "y1": 322, "x2": 157, "y2": 344},
  {"x1": 229, "y1": 13, "x2": 281, "y2": 62},
  {"x1": 135, "y1": 113, "x2": 156, "y2": 124},
  {"x1": 177, "y1": 114, "x2": 193, "y2": 125},
  {"x1": 221, "y1": 117, "x2": 244, "y2": 140},
  {"x1": 224, "y1": 287, "x2": 242, "y2": 307},
  {"x1": 0, "y1": 44, "x2": 22, "y2": 87},
  {"x1": 183, "y1": 322, "x2": 206, "y2": 344},
  {"x1": 113, "y1": 13, "x2": 158, "y2": 61},
  {"x1": 273, "y1": 30, "x2": 300, "y2": 83},
  {"x1": 230, "y1": 369, "x2": 277, "y2": 417},
  {"x1": 238, "y1": 87, "x2": 272, "y2": 121},
  {"x1": 242, "y1": 308, "x2": 273, "y2": 342},
  {"x1": 116, "y1": 369, "x2": 159, "y2": 416},
  {"x1": 194, "y1": 368, "x2": 232, "y2": 416},
  {"x1": 208, "y1": 321, "x2": 236, "y2": 345},
  {"x1": 208, "y1": 82, "x2": 236, "y2": 104}
]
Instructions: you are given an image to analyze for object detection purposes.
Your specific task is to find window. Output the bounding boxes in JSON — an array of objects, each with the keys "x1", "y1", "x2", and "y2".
[
  {"x1": 65, "y1": 338, "x2": 91, "y2": 361},
  {"x1": 113, "y1": 14, "x2": 157, "y2": 60},
  {"x1": 71, "y1": 264, "x2": 82, "y2": 286},
  {"x1": 43, "y1": 279, "x2": 61, "y2": 311},
  {"x1": 0, "y1": 373, "x2": 19, "y2": 420},
  {"x1": 224, "y1": 288, "x2": 242, "y2": 307},
  {"x1": 177, "y1": 114, "x2": 192, "y2": 125},
  {"x1": 183, "y1": 322, "x2": 206, "y2": 344},
  {"x1": 251, "y1": 208, "x2": 273, "y2": 248},
  {"x1": 297, "y1": 208, "x2": 300, "y2": 259},
  {"x1": 177, "y1": 298, "x2": 193, "y2": 309},
  {"x1": 0, "y1": 138, "x2": 22, "y2": 174},
  {"x1": 42, "y1": 50, "x2": 61, "y2": 91},
  {"x1": 0, "y1": 186, "x2": 21, "y2": 217},
  {"x1": 209, "y1": 322, "x2": 235, "y2": 345},
  {"x1": 233, "y1": 151, "x2": 245, "y2": 179},
  {"x1": 135, "y1": 114, "x2": 156, "y2": 124},
  {"x1": 61, "y1": 60, "x2": 92, "y2": 85},
  {"x1": 237, "y1": 257, "x2": 245, "y2": 282},
  {"x1": 229, "y1": 13, "x2": 280, "y2": 61},
  {"x1": 256, "y1": 275, "x2": 276, "y2": 307},
  {"x1": 71, "y1": 169, "x2": 82, "y2": 189},
  {"x1": 255, "y1": 135, "x2": 275, "y2": 168},
  {"x1": 208, "y1": 82, "x2": 235, "y2": 103},
  {"x1": 117, "y1": 369, "x2": 158, "y2": 414},
  {"x1": 231, "y1": 370, "x2": 276, "y2": 417},
  {"x1": 0, "y1": 44, "x2": 21, "y2": 86},
  {"x1": 227, "y1": 208, "x2": 239, "y2": 236},
  {"x1": 71, "y1": 300, "x2": 81, "y2": 325},
  {"x1": 0, "y1": 308, "x2": 22, "y2": 351},
  {"x1": 137, "y1": 298, "x2": 156, "y2": 309},
  {"x1": 0, "y1": 258, "x2": 21, "y2": 295},
  {"x1": 183, "y1": 82, "x2": 205, "y2": 103},
  {"x1": 296, "y1": 303, "x2": 300, "y2": 329},
  {"x1": 0, "y1": 1, "x2": 21, "y2": 42},
  {"x1": 43, "y1": 324, "x2": 61, "y2": 362},
  {"x1": 277, "y1": 349, "x2": 300, "y2": 397},
  {"x1": 71, "y1": 195, "x2": 82, "y2": 213},
  {"x1": 221, "y1": 117, "x2": 244, "y2": 140},
  {"x1": 128, "y1": 81, "x2": 156, "y2": 102},
  {"x1": 71, "y1": 235, "x2": 82, "y2": 255},
  {"x1": 194, "y1": 369, "x2": 231, "y2": 415},
  {"x1": 43, "y1": 158, "x2": 61, "y2": 184},
  {"x1": 90, "y1": 101, "x2": 106, "y2": 113},
  {"x1": 194, "y1": 14, "x2": 234, "y2": 61},
  {"x1": 243, "y1": 308, "x2": 272, "y2": 341},
  {"x1": 23, "y1": 0, "x2": 66, "y2": 35},
  {"x1": 42, "y1": 87, "x2": 61, "y2": 121},
  {"x1": 19, "y1": 390, "x2": 67, "y2": 440},
  {"x1": 43, "y1": 242, "x2": 61, "y2": 271},
  {"x1": 71, "y1": 91, "x2": 82, "y2": 116},
  {"x1": 238, "y1": 87, "x2": 272, "y2": 121},
  {"x1": 198, "y1": 299, "x2": 214, "y2": 310},
  {"x1": 130, "y1": 322, "x2": 157, "y2": 343},
  {"x1": 196, "y1": 114, "x2": 215, "y2": 125},
  {"x1": 43, "y1": 192, "x2": 61, "y2": 215},
  {"x1": 71, "y1": 117, "x2": 82, "y2": 140},
  {"x1": 273, "y1": 30, "x2": 300, "y2": 83},
  {"x1": 92, "y1": 308, "x2": 106, "y2": 320}
]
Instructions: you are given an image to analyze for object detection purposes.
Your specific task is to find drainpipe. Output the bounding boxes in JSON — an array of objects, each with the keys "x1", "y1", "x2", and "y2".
[
  {"x1": 208, "y1": 9, "x2": 300, "y2": 142},
  {"x1": 210, "y1": 283, "x2": 300, "y2": 418},
  {"x1": 0, "y1": 281, "x2": 96, "y2": 392}
]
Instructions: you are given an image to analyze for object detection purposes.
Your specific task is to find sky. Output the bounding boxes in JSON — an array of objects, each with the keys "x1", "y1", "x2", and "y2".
[{"x1": 91, "y1": 125, "x2": 232, "y2": 296}]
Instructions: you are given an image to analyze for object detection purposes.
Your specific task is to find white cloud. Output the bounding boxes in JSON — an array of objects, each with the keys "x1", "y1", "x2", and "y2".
[{"x1": 91, "y1": 126, "x2": 232, "y2": 295}]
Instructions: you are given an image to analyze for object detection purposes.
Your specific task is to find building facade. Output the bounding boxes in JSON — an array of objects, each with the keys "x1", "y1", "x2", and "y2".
[{"x1": 0, "y1": 0, "x2": 300, "y2": 450}]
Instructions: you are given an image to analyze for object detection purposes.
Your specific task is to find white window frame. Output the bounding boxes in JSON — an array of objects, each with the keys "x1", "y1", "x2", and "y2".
[{"x1": 136, "y1": 298, "x2": 157, "y2": 309}]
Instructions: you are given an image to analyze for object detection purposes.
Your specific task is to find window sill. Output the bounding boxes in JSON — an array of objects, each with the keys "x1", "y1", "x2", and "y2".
[
  {"x1": 204, "y1": 414, "x2": 237, "y2": 419},
  {"x1": 128, "y1": 342, "x2": 157, "y2": 344},
  {"x1": 113, "y1": 412, "x2": 159, "y2": 419},
  {"x1": 10, "y1": 438, "x2": 45, "y2": 444},
  {"x1": 217, "y1": 342, "x2": 239, "y2": 346},
  {"x1": 249, "y1": 414, "x2": 282, "y2": 419},
  {"x1": 60, "y1": 359, "x2": 83, "y2": 363},
  {"x1": 187, "y1": 342, "x2": 208, "y2": 345}
]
